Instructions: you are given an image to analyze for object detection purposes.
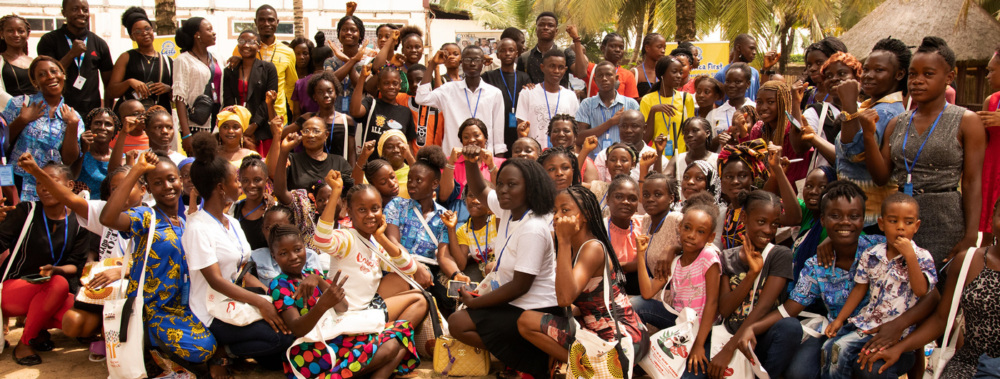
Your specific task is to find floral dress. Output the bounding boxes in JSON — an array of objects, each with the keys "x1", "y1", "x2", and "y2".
[{"x1": 270, "y1": 269, "x2": 419, "y2": 379}]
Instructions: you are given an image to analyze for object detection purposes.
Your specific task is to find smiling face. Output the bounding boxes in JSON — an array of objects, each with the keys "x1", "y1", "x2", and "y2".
[
  {"x1": 1, "y1": 17, "x2": 29, "y2": 51},
  {"x1": 878, "y1": 201, "x2": 921, "y2": 242},
  {"x1": 511, "y1": 138, "x2": 540, "y2": 160},
  {"x1": 724, "y1": 68, "x2": 751, "y2": 100},
  {"x1": 821, "y1": 195, "x2": 865, "y2": 248},
  {"x1": 862, "y1": 51, "x2": 904, "y2": 99},
  {"x1": 88, "y1": 112, "x2": 115, "y2": 145},
  {"x1": 495, "y1": 165, "x2": 527, "y2": 211},
  {"x1": 907, "y1": 52, "x2": 954, "y2": 104},
  {"x1": 381, "y1": 136, "x2": 406, "y2": 167},
  {"x1": 756, "y1": 89, "x2": 778, "y2": 125},
  {"x1": 300, "y1": 118, "x2": 328, "y2": 151},
  {"x1": 606, "y1": 148, "x2": 634, "y2": 179},
  {"x1": 548, "y1": 120, "x2": 576, "y2": 149},
  {"x1": 378, "y1": 69, "x2": 402, "y2": 102},
  {"x1": 146, "y1": 161, "x2": 182, "y2": 207},
  {"x1": 370, "y1": 164, "x2": 400, "y2": 200},
  {"x1": 822, "y1": 61, "x2": 858, "y2": 104},
  {"x1": 461, "y1": 124, "x2": 487, "y2": 148},
  {"x1": 801, "y1": 169, "x2": 829, "y2": 212},
  {"x1": 237, "y1": 31, "x2": 260, "y2": 59},
  {"x1": 145, "y1": 113, "x2": 174, "y2": 152},
  {"x1": 130, "y1": 20, "x2": 154, "y2": 47},
  {"x1": 407, "y1": 165, "x2": 438, "y2": 201},
  {"x1": 271, "y1": 234, "x2": 306, "y2": 274},
  {"x1": 608, "y1": 181, "x2": 639, "y2": 221},
  {"x1": 678, "y1": 209, "x2": 715, "y2": 255},
  {"x1": 805, "y1": 50, "x2": 830, "y2": 86},
  {"x1": 721, "y1": 161, "x2": 752, "y2": 203},
  {"x1": 681, "y1": 166, "x2": 707, "y2": 199},
  {"x1": 32, "y1": 60, "x2": 66, "y2": 97},
  {"x1": 743, "y1": 201, "x2": 780, "y2": 249},
  {"x1": 642, "y1": 178, "x2": 674, "y2": 217},
  {"x1": 543, "y1": 154, "x2": 574, "y2": 191},
  {"x1": 348, "y1": 188, "x2": 383, "y2": 235},
  {"x1": 239, "y1": 164, "x2": 267, "y2": 202},
  {"x1": 62, "y1": 0, "x2": 90, "y2": 31},
  {"x1": 661, "y1": 60, "x2": 684, "y2": 90},
  {"x1": 218, "y1": 120, "x2": 244, "y2": 149},
  {"x1": 338, "y1": 19, "x2": 360, "y2": 47},
  {"x1": 402, "y1": 35, "x2": 423, "y2": 65},
  {"x1": 255, "y1": 8, "x2": 278, "y2": 39},
  {"x1": 196, "y1": 19, "x2": 217, "y2": 47}
]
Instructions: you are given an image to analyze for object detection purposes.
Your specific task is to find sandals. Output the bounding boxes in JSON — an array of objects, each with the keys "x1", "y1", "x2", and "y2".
[
  {"x1": 88, "y1": 341, "x2": 107, "y2": 362},
  {"x1": 208, "y1": 356, "x2": 234, "y2": 379}
]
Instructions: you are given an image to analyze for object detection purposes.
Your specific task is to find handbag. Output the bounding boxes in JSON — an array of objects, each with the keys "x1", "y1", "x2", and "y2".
[
  {"x1": 567, "y1": 243, "x2": 636, "y2": 379},
  {"x1": 709, "y1": 244, "x2": 773, "y2": 379},
  {"x1": 206, "y1": 261, "x2": 270, "y2": 327},
  {"x1": 284, "y1": 307, "x2": 387, "y2": 379},
  {"x1": 76, "y1": 256, "x2": 128, "y2": 305},
  {"x1": 434, "y1": 335, "x2": 490, "y2": 376},
  {"x1": 104, "y1": 209, "x2": 156, "y2": 379},
  {"x1": 187, "y1": 55, "x2": 218, "y2": 126},
  {"x1": 0, "y1": 202, "x2": 34, "y2": 355},
  {"x1": 641, "y1": 255, "x2": 700, "y2": 379},
  {"x1": 924, "y1": 247, "x2": 977, "y2": 379}
]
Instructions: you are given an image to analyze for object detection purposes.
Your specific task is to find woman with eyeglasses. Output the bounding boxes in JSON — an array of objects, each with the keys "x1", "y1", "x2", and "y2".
[
  {"x1": 107, "y1": 7, "x2": 172, "y2": 113},
  {"x1": 223, "y1": 29, "x2": 279, "y2": 154}
]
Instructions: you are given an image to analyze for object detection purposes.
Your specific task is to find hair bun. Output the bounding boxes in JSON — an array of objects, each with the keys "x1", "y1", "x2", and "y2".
[
  {"x1": 190, "y1": 132, "x2": 218, "y2": 163},
  {"x1": 121, "y1": 7, "x2": 149, "y2": 30},
  {"x1": 415, "y1": 145, "x2": 447, "y2": 171}
]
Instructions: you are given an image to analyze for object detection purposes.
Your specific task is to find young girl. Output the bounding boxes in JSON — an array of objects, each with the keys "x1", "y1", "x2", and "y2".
[
  {"x1": 435, "y1": 43, "x2": 462, "y2": 85},
  {"x1": 517, "y1": 185, "x2": 648, "y2": 364},
  {"x1": 604, "y1": 175, "x2": 644, "y2": 295},
  {"x1": 350, "y1": 65, "x2": 416, "y2": 160},
  {"x1": 978, "y1": 47, "x2": 1000, "y2": 243},
  {"x1": 96, "y1": 151, "x2": 218, "y2": 374},
  {"x1": 708, "y1": 189, "x2": 795, "y2": 378},
  {"x1": 708, "y1": 62, "x2": 755, "y2": 149},
  {"x1": 538, "y1": 146, "x2": 581, "y2": 192},
  {"x1": 143, "y1": 106, "x2": 185, "y2": 164},
  {"x1": 667, "y1": 117, "x2": 719, "y2": 196},
  {"x1": 547, "y1": 115, "x2": 599, "y2": 182},
  {"x1": 635, "y1": 192, "x2": 721, "y2": 377},
  {"x1": 586, "y1": 143, "x2": 637, "y2": 215},
  {"x1": 251, "y1": 206, "x2": 325, "y2": 287},
  {"x1": 640, "y1": 55, "x2": 696, "y2": 156},
  {"x1": 694, "y1": 76, "x2": 723, "y2": 118},
  {"x1": 633, "y1": 33, "x2": 667, "y2": 99},
  {"x1": 717, "y1": 140, "x2": 772, "y2": 249},
  {"x1": 230, "y1": 156, "x2": 271, "y2": 250},
  {"x1": 269, "y1": 225, "x2": 419, "y2": 379},
  {"x1": 447, "y1": 149, "x2": 560, "y2": 377},
  {"x1": 800, "y1": 37, "x2": 848, "y2": 108},
  {"x1": 511, "y1": 137, "x2": 542, "y2": 161},
  {"x1": 452, "y1": 185, "x2": 497, "y2": 282},
  {"x1": 680, "y1": 160, "x2": 720, "y2": 203},
  {"x1": 638, "y1": 172, "x2": 682, "y2": 286},
  {"x1": 76, "y1": 108, "x2": 119, "y2": 199},
  {"x1": 740, "y1": 80, "x2": 812, "y2": 185},
  {"x1": 359, "y1": 159, "x2": 400, "y2": 207}
]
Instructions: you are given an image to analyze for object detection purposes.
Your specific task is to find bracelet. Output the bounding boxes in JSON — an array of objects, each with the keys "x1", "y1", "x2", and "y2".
[
  {"x1": 449, "y1": 271, "x2": 459, "y2": 280},
  {"x1": 181, "y1": 133, "x2": 192, "y2": 140},
  {"x1": 445, "y1": 163, "x2": 456, "y2": 170},
  {"x1": 843, "y1": 111, "x2": 862, "y2": 122}
]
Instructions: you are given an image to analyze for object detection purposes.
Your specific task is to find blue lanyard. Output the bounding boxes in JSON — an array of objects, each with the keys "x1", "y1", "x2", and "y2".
[
  {"x1": 641, "y1": 64, "x2": 653, "y2": 87},
  {"x1": 656, "y1": 92, "x2": 680, "y2": 142},
  {"x1": 607, "y1": 218, "x2": 634, "y2": 244},
  {"x1": 237, "y1": 200, "x2": 264, "y2": 222},
  {"x1": 902, "y1": 104, "x2": 948, "y2": 183},
  {"x1": 544, "y1": 88, "x2": 561, "y2": 120},
  {"x1": 43, "y1": 207, "x2": 69, "y2": 265},
  {"x1": 600, "y1": 191, "x2": 609, "y2": 213},
  {"x1": 498, "y1": 71, "x2": 517, "y2": 112},
  {"x1": 64, "y1": 36, "x2": 87, "y2": 70},
  {"x1": 154, "y1": 207, "x2": 184, "y2": 243},
  {"x1": 469, "y1": 215, "x2": 492, "y2": 263},
  {"x1": 495, "y1": 210, "x2": 528, "y2": 269},
  {"x1": 207, "y1": 211, "x2": 243, "y2": 254},
  {"x1": 464, "y1": 88, "x2": 482, "y2": 119}
]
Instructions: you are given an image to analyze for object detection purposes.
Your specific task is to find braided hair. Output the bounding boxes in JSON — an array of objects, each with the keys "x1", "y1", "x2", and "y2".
[
  {"x1": 818, "y1": 180, "x2": 867, "y2": 216},
  {"x1": 758, "y1": 80, "x2": 791, "y2": 145},
  {"x1": 268, "y1": 224, "x2": 303, "y2": 250},
  {"x1": 916, "y1": 36, "x2": 956, "y2": 70},
  {"x1": 643, "y1": 172, "x2": 680, "y2": 210},
  {"x1": 650, "y1": 55, "x2": 681, "y2": 93},
  {"x1": 718, "y1": 138, "x2": 770, "y2": 189},
  {"x1": 736, "y1": 189, "x2": 781, "y2": 215},
  {"x1": 560, "y1": 185, "x2": 626, "y2": 280},
  {"x1": 740, "y1": 105, "x2": 759, "y2": 127},
  {"x1": 239, "y1": 154, "x2": 267, "y2": 176},
  {"x1": 0, "y1": 15, "x2": 30, "y2": 54},
  {"x1": 538, "y1": 146, "x2": 581, "y2": 186},
  {"x1": 640, "y1": 33, "x2": 665, "y2": 57},
  {"x1": 547, "y1": 114, "x2": 578, "y2": 142},
  {"x1": 871, "y1": 37, "x2": 912, "y2": 95}
]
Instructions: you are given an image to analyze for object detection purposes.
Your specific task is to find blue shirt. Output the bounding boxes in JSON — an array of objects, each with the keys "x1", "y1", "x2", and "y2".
[
  {"x1": 836, "y1": 94, "x2": 905, "y2": 182},
  {"x1": 1, "y1": 93, "x2": 83, "y2": 200},
  {"x1": 383, "y1": 197, "x2": 450, "y2": 261},
  {"x1": 713, "y1": 64, "x2": 761, "y2": 104},
  {"x1": 78, "y1": 153, "x2": 108, "y2": 200},
  {"x1": 789, "y1": 234, "x2": 885, "y2": 321},
  {"x1": 576, "y1": 94, "x2": 640, "y2": 158}
]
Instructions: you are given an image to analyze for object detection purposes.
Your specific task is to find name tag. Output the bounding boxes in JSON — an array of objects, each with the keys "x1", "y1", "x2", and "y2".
[
  {"x1": 662, "y1": 140, "x2": 674, "y2": 157},
  {"x1": 0, "y1": 165, "x2": 15, "y2": 187},
  {"x1": 507, "y1": 112, "x2": 517, "y2": 128},
  {"x1": 73, "y1": 76, "x2": 87, "y2": 90}
]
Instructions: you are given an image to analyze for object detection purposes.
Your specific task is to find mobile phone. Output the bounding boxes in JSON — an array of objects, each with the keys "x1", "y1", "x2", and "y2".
[
  {"x1": 21, "y1": 274, "x2": 50, "y2": 284},
  {"x1": 447, "y1": 280, "x2": 479, "y2": 298},
  {"x1": 785, "y1": 110, "x2": 802, "y2": 130}
]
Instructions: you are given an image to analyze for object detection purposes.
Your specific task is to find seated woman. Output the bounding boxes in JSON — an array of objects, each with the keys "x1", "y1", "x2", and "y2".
[
  {"x1": 270, "y1": 223, "x2": 418, "y2": 379},
  {"x1": 585, "y1": 143, "x2": 637, "y2": 216},
  {"x1": 545, "y1": 114, "x2": 598, "y2": 182},
  {"x1": 251, "y1": 205, "x2": 327, "y2": 288},
  {"x1": 517, "y1": 185, "x2": 647, "y2": 365},
  {"x1": 1, "y1": 158, "x2": 89, "y2": 365},
  {"x1": 539, "y1": 146, "x2": 582, "y2": 192},
  {"x1": 603, "y1": 175, "x2": 645, "y2": 295},
  {"x1": 267, "y1": 116, "x2": 351, "y2": 192},
  {"x1": 215, "y1": 106, "x2": 260, "y2": 168},
  {"x1": 180, "y1": 133, "x2": 296, "y2": 373},
  {"x1": 440, "y1": 118, "x2": 506, "y2": 224},
  {"x1": 447, "y1": 147, "x2": 560, "y2": 377},
  {"x1": 354, "y1": 130, "x2": 414, "y2": 199},
  {"x1": 96, "y1": 152, "x2": 218, "y2": 374},
  {"x1": 229, "y1": 156, "x2": 271, "y2": 250}
]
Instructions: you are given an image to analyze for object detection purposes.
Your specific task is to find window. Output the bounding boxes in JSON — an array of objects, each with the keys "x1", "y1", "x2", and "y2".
[
  {"x1": 25, "y1": 17, "x2": 64, "y2": 33},
  {"x1": 232, "y1": 21, "x2": 295, "y2": 36}
]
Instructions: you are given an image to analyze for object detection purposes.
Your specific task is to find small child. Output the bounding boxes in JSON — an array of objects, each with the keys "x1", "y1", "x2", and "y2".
[
  {"x1": 823, "y1": 192, "x2": 937, "y2": 379},
  {"x1": 452, "y1": 185, "x2": 497, "y2": 282},
  {"x1": 250, "y1": 206, "x2": 326, "y2": 288}
]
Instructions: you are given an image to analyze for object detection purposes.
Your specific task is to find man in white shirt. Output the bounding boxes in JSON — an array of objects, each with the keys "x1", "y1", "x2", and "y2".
[
  {"x1": 515, "y1": 48, "x2": 580, "y2": 148},
  {"x1": 416, "y1": 45, "x2": 506, "y2": 154}
]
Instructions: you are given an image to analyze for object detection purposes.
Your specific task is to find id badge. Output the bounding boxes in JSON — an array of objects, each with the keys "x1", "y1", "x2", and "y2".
[
  {"x1": 507, "y1": 112, "x2": 517, "y2": 128},
  {"x1": 903, "y1": 182, "x2": 913, "y2": 196},
  {"x1": 663, "y1": 140, "x2": 674, "y2": 157},
  {"x1": 489, "y1": 279, "x2": 500, "y2": 291},
  {"x1": 73, "y1": 76, "x2": 86, "y2": 90},
  {"x1": 0, "y1": 165, "x2": 13, "y2": 187},
  {"x1": 339, "y1": 97, "x2": 350, "y2": 112}
]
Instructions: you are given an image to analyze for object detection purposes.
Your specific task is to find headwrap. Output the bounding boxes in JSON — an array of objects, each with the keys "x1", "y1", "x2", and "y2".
[
  {"x1": 178, "y1": 157, "x2": 195, "y2": 170},
  {"x1": 718, "y1": 138, "x2": 770, "y2": 189},
  {"x1": 820, "y1": 52, "x2": 862, "y2": 81},
  {"x1": 758, "y1": 80, "x2": 791, "y2": 145},
  {"x1": 377, "y1": 130, "x2": 407, "y2": 157},
  {"x1": 217, "y1": 105, "x2": 252, "y2": 132},
  {"x1": 685, "y1": 159, "x2": 721, "y2": 201}
]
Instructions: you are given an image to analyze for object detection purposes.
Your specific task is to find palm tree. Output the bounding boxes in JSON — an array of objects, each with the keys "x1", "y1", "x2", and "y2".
[
  {"x1": 676, "y1": 0, "x2": 697, "y2": 42},
  {"x1": 293, "y1": 0, "x2": 305, "y2": 38},
  {"x1": 154, "y1": 0, "x2": 176, "y2": 35}
]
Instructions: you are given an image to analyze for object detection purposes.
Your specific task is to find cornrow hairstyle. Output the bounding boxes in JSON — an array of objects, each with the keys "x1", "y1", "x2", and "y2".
[
  {"x1": 871, "y1": 37, "x2": 912, "y2": 94},
  {"x1": 758, "y1": 80, "x2": 791, "y2": 145},
  {"x1": 741, "y1": 105, "x2": 759, "y2": 126},
  {"x1": 412, "y1": 145, "x2": 446, "y2": 180},
  {"x1": 601, "y1": 33, "x2": 624, "y2": 49},
  {"x1": 916, "y1": 36, "x2": 956, "y2": 70},
  {"x1": 99, "y1": 165, "x2": 135, "y2": 201},
  {"x1": 818, "y1": 180, "x2": 867, "y2": 216},
  {"x1": 682, "y1": 117, "x2": 713, "y2": 151},
  {"x1": 337, "y1": 15, "x2": 365, "y2": 41},
  {"x1": 265, "y1": 203, "x2": 295, "y2": 220},
  {"x1": 307, "y1": 70, "x2": 342, "y2": 98},
  {"x1": 881, "y1": 191, "x2": 920, "y2": 216},
  {"x1": 547, "y1": 114, "x2": 578, "y2": 139},
  {"x1": 307, "y1": 179, "x2": 329, "y2": 196},
  {"x1": 145, "y1": 152, "x2": 179, "y2": 186},
  {"x1": 497, "y1": 158, "x2": 556, "y2": 215},
  {"x1": 643, "y1": 172, "x2": 680, "y2": 207},
  {"x1": 820, "y1": 52, "x2": 862, "y2": 80},
  {"x1": 176, "y1": 17, "x2": 206, "y2": 52},
  {"x1": 84, "y1": 107, "x2": 122, "y2": 132},
  {"x1": 560, "y1": 185, "x2": 625, "y2": 279},
  {"x1": 377, "y1": 64, "x2": 400, "y2": 84},
  {"x1": 650, "y1": 55, "x2": 681, "y2": 92},
  {"x1": 0, "y1": 15, "x2": 30, "y2": 54},
  {"x1": 346, "y1": 183, "x2": 379, "y2": 207},
  {"x1": 604, "y1": 143, "x2": 639, "y2": 165},
  {"x1": 607, "y1": 174, "x2": 638, "y2": 199},
  {"x1": 736, "y1": 189, "x2": 781, "y2": 215},
  {"x1": 681, "y1": 191, "x2": 721, "y2": 230},
  {"x1": 718, "y1": 139, "x2": 770, "y2": 189},
  {"x1": 268, "y1": 224, "x2": 302, "y2": 250},
  {"x1": 640, "y1": 33, "x2": 664, "y2": 57},
  {"x1": 694, "y1": 75, "x2": 724, "y2": 97},
  {"x1": 538, "y1": 146, "x2": 582, "y2": 186},
  {"x1": 289, "y1": 37, "x2": 316, "y2": 74},
  {"x1": 363, "y1": 159, "x2": 392, "y2": 183},
  {"x1": 189, "y1": 132, "x2": 230, "y2": 202},
  {"x1": 239, "y1": 154, "x2": 267, "y2": 176},
  {"x1": 459, "y1": 118, "x2": 489, "y2": 141},
  {"x1": 121, "y1": 6, "x2": 150, "y2": 32},
  {"x1": 42, "y1": 160, "x2": 72, "y2": 181}
]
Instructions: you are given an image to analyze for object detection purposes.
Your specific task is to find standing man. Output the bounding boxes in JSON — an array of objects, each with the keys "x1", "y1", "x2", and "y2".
[
  {"x1": 416, "y1": 46, "x2": 506, "y2": 154},
  {"x1": 483, "y1": 38, "x2": 530, "y2": 156},
  {"x1": 231, "y1": 5, "x2": 297, "y2": 128},
  {"x1": 36, "y1": 0, "x2": 113, "y2": 116},
  {"x1": 515, "y1": 48, "x2": 579, "y2": 148},
  {"x1": 515, "y1": 12, "x2": 576, "y2": 88},
  {"x1": 712, "y1": 33, "x2": 778, "y2": 102},
  {"x1": 576, "y1": 61, "x2": 640, "y2": 158}
]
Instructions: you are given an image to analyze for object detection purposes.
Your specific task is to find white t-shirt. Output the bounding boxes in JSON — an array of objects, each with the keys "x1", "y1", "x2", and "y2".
[
  {"x1": 515, "y1": 85, "x2": 580, "y2": 148},
  {"x1": 181, "y1": 210, "x2": 253, "y2": 327},
  {"x1": 486, "y1": 190, "x2": 557, "y2": 310},
  {"x1": 706, "y1": 99, "x2": 757, "y2": 138},
  {"x1": 803, "y1": 103, "x2": 841, "y2": 168},
  {"x1": 78, "y1": 200, "x2": 131, "y2": 260}
]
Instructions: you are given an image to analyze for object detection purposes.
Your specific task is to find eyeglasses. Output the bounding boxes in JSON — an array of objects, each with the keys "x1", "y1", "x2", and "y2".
[
  {"x1": 301, "y1": 128, "x2": 324, "y2": 136},
  {"x1": 131, "y1": 27, "x2": 153, "y2": 36},
  {"x1": 237, "y1": 39, "x2": 259, "y2": 46}
]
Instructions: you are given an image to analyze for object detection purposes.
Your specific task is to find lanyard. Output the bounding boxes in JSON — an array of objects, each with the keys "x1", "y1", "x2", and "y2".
[
  {"x1": 65, "y1": 36, "x2": 88, "y2": 70},
  {"x1": 495, "y1": 210, "x2": 528, "y2": 269},
  {"x1": 657, "y1": 92, "x2": 681, "y2": 143},
  {"x1": 464, "y1": 88, "x2": 482, "y2": 119},
  {"x1": 600, "y1": 191, "x2": 609, "y2": 213},
  {"x1": 237, "y1": 200, "x2": 265, "y2": 221},
  {"x1": 498, "y1": 71, "x2": 517, "y2": 112},
  {"x1": 207, "y1": 211, "x2": 243, "y2": 255},
  {"x1": 43, "y1": 207, "x2": 69, "y2": 265},
  {"x1": 902, "y1": 104, "x2": 948, "y2": 184},
  {"x1": 469, "y1": 215, "x2": 492, "y2": 263},
  {"x1": 641, "y1": 64, "x2": 653, "y2": 87},
  {"x1": 544, "y1": 88, "x2": 561, "y2": 120},
  {"x1": 155, "y1": 207, "x2": 184, "y2": 241}
]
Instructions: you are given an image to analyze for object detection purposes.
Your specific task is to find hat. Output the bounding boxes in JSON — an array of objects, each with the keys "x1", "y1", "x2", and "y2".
[{"x1": 217, "y1": 105, "x2": 252, "y2": 132}]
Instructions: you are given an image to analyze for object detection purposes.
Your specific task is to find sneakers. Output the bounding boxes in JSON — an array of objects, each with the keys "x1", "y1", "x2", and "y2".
[{"x1": 88, "y1": 340, "x2": 107, "y2": 362}]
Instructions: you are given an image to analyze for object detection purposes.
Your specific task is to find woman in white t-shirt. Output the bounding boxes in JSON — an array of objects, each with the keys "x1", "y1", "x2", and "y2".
[
  {"x1": 180, "y1": 133, "x2": 296, "y2": 373},
  {"x1": 447, "y1": 146, "x2": 560, "y2": 377}
]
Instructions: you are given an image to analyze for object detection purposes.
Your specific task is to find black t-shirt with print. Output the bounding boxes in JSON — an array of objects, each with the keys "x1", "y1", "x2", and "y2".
[{"x1": 355, "y1": 97, "x2": 416, "y2": 160}]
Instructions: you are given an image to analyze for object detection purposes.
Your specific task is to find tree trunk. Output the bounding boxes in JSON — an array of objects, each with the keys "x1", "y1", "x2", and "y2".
[
  {"x1": 676, "y1": 0, "x2": 696, "y2": 42},
  {"x1": 777, "y1": 14, "x2": 794, "y2": 74},
  {"x1": 644, "y1": 0, "x2": 656, "y2": 36},
  {"x1": 154, "y1": 0, "x2": 176, "y2": 35},
  {"x1": 293, "y1": 0, "x2": 305, "y2": 38}
]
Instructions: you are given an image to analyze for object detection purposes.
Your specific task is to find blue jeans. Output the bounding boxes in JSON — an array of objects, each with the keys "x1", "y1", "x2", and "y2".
[
  {"x1": 786, "y1": 334, "x2": 825, "y2": 379},
  {"x1": 852, "y1": 351, "x2": 914, "y2": 379},
  {"x1": 209, "y1": 319, "x2": 297, "y2": 369},
  {"x1": 822, "y1": 324, "x2": 914, "y2": 379},
  {"x1": 753, "y1": 317, "x2": 804, "y2": 377}
]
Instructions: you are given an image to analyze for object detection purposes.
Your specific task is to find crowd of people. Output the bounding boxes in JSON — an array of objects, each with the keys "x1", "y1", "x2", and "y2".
[{"x1": 0, "y1": 0, "x2": 998, "y2": 378}]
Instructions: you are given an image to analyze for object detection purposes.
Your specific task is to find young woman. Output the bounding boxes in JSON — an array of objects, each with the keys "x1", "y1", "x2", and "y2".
[
  {"x1": 354, "y1": 131, "x2": 413, "y2": 199},
  {"x1": 511, "y1": 137, "x2": 542, "y2": 161},
  {"x1": 230, "y1": 156, "x2": 270, "y2": 250},
  {"x1": 1, "y1": 158, "x2": 88, "y2": 365},
  {"x1": 667, "y1": 117, "x2": 719, "y2": 195},
  {"x1": 633, "y1": 33, "x2": 667, "y2": 99},
  {"x1": 268, "y1": 116, "x2": 351, "y2": 191},
  {"x1": 268, "y1": 225, "x2": 418, "y2": 379},
  {"x1": 96, "y1": 151, "x2": 218, "y2": 374},
  {"x1": 448, "y1": 118, "x2": 506, "y2": 196},
  {"x1": 640, "y1": 171, "x2": 681, "y2": 262},
  {"x1": 216, "y1": 106, "x2": 260, "y2": 168},
  {"x1": 174, "y1": 17, "x2": 220, "y2": 141},
  {"x1": 861, "y1": 36, "x2": 986, "y2": 265},
  {"x1": 289, "y1": 37, "x2": 314, "y2": 82},
  {"x1": 800, "y1": 37, "x2": 848, "y2": 109},
  {"x1": 447, "y1": 148, "x2": 559, "y2": 377},
  {"x1": 350, "y1": 65, "x2": 415, "y2": 160},
  {"x1": 538, "y1": 146, "x2": 581, "y2": 192},
  {"x1": 143, "y1": 105, "x2": 185, "y2": 164},
  {"x1": 291, "y1": 45, "x2": 330, "y2": 119},
  {"x1": 75, "y1": 108, "x2": 118, "y2": 199},
  {"x1": 360, "y1": 159, "x2": 401, "y2": 208},
  {"x1": 739, "y1": 80, "x2": 812, "y2": 185},
  {"x1": 2, "y1": 56, "x2": 82, "y2": 200},
  {"x1": 586, "y1": 143, "x2": 637, "y2": 216},
  {"x1": 517, "y1": 185, "x2": 647, "y2": 364},
  {"x1": 107, "y1": 7, "x2": 172, "y2": 112},
  {"x1": 0, "y1": 14, "x2": 35, "y2": 101},
  {"x1": 694, "y1": 75, "x2": 723, "y2": 118},
  {"x1": 287, "y1": 71, "x2": 356, "y2": 163},
  {"x1": 325, "y1": 9, "x2": 372, "y2": 113},
  {"x1": 792, "y1": 52, "x2": 864, "y2": 166},
  {"x1": 181, "y1": 132, "x2": 296, "y2": 373},
  {"x1": 222, "y1": 29, "x2": 278, "y2": 153},
  {"x1": 717, "y1": 140, "x2": 771, "y2": 249},
  {"x1": 977, "y1": 47, "x2": 1000, "y2": 243},
  {"x1": 547, "y1": 114, "x2": 598, "y2": 182},
  {"x1": 640, "y1": 55, "x2": 696, "y2": 155},
  {"x1": 604, "y1": 175, "x2": 644, "y2": 295}
]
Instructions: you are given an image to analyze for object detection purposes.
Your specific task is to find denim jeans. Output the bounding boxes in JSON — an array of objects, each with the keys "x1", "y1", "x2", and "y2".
[
  {"x1": 209, "y1": 319, "x2": 297, "y2": 369},
  {"x1": 786, "y1": 334, "x2": 825, "y2": 379},
  {"x1": 822, "y1": 324, "x2": 914, "y2": 379},
  {"x1": 753, "y1": 317, "x2": 804, "y2": 377},
  {"x1": 974, "y1": 354, "x2": 1000, "y2": 378},
  {"x1": 852, "y1": 350, "x2": 914, "y2": 379}
]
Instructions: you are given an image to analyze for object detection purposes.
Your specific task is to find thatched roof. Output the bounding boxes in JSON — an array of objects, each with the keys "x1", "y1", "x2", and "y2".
[{"x1": 839, "y1": 0, "x2": 1000, "y2": 63}]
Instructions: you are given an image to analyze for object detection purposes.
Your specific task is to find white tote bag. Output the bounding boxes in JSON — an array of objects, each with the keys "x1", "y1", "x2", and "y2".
[
  {"x1": 0, "y1": 202, "x2": 34, "y2": 356},
  {"x1": 104, "y1": 210, "x2": 156, "y2": 379},
  {"x1": 205, "y1": 286, "x2": 270, "y2": 327},
  {"x1": 709, "y1": 244, "x2": 773, "y2": 379},
  {"x1": 567, "y1": 247, "x2": 636, "y2": 379},
  {"x1": 640, "y1": 307, "x2": 700, "y2": 379},
  {"x1": 285, "y1": 307, "x2": 386, "y2": 379},
  {"x1": 777, "y1": 304, "x2": 828, "y2": 344},
  {"x1": 924, "y1": 247, "x2": 977, "y2": 379}
]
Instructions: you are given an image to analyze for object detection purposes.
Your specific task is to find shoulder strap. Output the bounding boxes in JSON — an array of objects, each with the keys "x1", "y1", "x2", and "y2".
[
  {"x1": 0, "y1": 202, "x2": 35, "y2": 284},
  {"x1": 340, "y1": 113, "x2": 349, "y2": 158},
  {"x1": 119, "y1": 210, "x2": 157, "y2": 343},
  {"x1": 745, "y1": 243, "x2": 774, "y2": 314},
  {"x1": 356, "y1": 101, "x2": 377, "y2": 155},
  {"x1": 940, "y1": 247, "x2": 978, "y2": 352},
  {"x1": 412, "y1": 206, "x2": 440, "y2": 247},
  {"x1": 587, "y1": 64, "x2": 597, "y2": 95}
]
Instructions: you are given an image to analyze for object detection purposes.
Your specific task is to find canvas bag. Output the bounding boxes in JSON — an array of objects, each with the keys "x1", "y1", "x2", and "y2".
[
  {"x1": 924, "y1": 247, "x2": 977, "y2": 379},
  {"x1": 777, "y1": 304, "x2": 828, "y2": 344},
  {"x1": 0, "y1": 202, "x2": 34, "y2": 355},
  {"x1": 568, "y1": 242, "x2": 636, "y2": 379},
  {"x1": 206, "y1": 261, "x2": 271, "y2": 327},
  {"x1": 709, "y1": 244, "x2": 773, "y2": 379},
  {"x1": 104, "y1": 210, "x2": 156, "y2": 379},
  {"x1": 640, "y1": 255, "x2": 699, "y2": 379},
  {"x1": 76, "y1": 255, "x2": 129, "y2": 305}
]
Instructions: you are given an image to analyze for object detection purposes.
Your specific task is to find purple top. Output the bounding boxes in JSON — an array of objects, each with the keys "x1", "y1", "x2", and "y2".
[{"x1": 292, "y1": 73, "x2": 319, "y2": 114}]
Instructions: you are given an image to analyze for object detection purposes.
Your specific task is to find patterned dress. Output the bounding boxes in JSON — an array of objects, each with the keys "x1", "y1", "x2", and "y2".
[
  {"x1": 942, "y1": 253, "x2": 1000, "y2": 379},
  {"x1": 122, "y1": 206, "x2": 216, "y2": 363},
  {"x1": 270, "y1": 269, "x2": 419, "y2": 379}
]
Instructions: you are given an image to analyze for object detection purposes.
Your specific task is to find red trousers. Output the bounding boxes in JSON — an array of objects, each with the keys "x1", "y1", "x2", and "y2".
[{"x1": 1, "y1": 276, "x2": 74, "y2": 344}]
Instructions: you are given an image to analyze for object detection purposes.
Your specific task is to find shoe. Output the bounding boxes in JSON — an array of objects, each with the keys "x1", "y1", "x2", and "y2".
[
  {"x1": 29, "y1": 330, "x2": 54, "y2": 352},
  {"x1": 12, "y1": 351, "x2": 42, "y2": 366},
  {"x1": 88, "y1": 341, "x2": 106, "y2": 362}
]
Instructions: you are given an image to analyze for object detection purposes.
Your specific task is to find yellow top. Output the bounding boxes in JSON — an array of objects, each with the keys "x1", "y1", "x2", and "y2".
[{"x1": 639, "y1": 90, "x2": 696, "y2": 156}]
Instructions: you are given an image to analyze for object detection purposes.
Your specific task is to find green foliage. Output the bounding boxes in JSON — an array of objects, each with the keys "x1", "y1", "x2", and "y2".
[{"x1": 788, "y1": 53, "x2": 804, "y2": 63}]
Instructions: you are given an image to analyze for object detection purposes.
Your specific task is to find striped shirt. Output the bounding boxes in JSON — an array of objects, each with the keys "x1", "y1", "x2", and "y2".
[{"x1": 668, "y1": 245, "x2": 721, "y2": 318}]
